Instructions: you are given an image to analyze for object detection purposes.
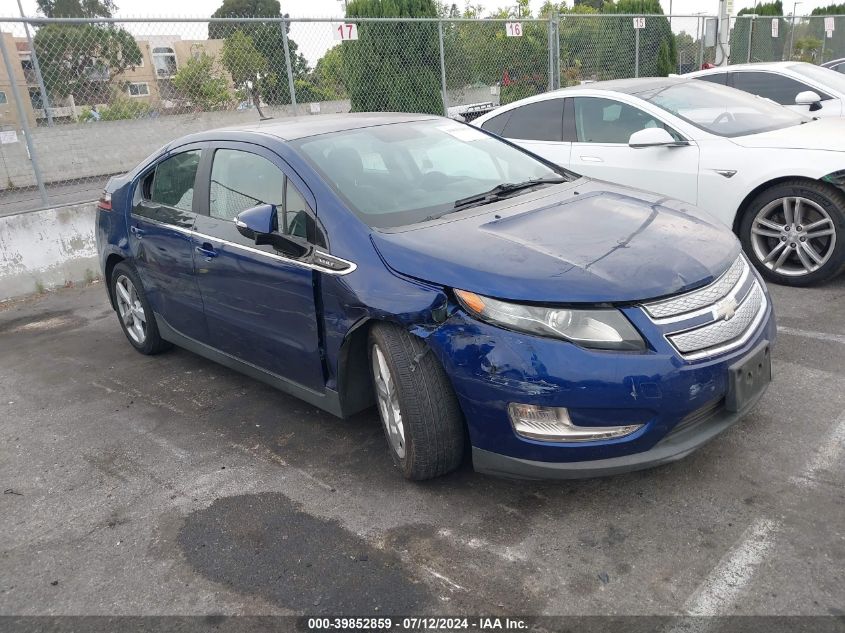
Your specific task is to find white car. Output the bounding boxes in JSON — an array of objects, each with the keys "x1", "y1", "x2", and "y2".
[
  {"x1": 685, "y1": 61, "x2": 845, "y2": 118},
  {"x1": 472, "y1": 77, "x2": 845, "y2": 285}
]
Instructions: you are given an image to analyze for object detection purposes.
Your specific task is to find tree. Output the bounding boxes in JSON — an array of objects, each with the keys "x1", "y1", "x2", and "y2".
[
  {"x1": 36, "y1": 0, "x2": 115, "y2": 17},
  {"x1": 601, "y1": 0, "x2": 676, "y2": 77},
  {"x1": 172, "y1": 51, "x2": 232, "y2": 111},
  {"x1": 209, "y1": 0, "x2": 308, "y2": 105},
  {"x1": 33, "y1": 0, "x2": 141, "y2": 105},
  {"x1": 312, "y1": 45, "x2": 348, "y2": 99},
  {"x1": 33, "y1": 24, "x2": 143, "y2": 105},
  {"x1": 343, "y1": 0, "x2": 443, "y2": 114},
  {"x1": 221, "y1": 30, "x2": 269, "y2": 117}
]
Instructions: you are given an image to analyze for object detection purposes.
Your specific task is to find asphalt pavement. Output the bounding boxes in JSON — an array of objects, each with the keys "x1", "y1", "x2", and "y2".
[{"x1": 0, "y1": 277, "x2": 843, "y2": 618}]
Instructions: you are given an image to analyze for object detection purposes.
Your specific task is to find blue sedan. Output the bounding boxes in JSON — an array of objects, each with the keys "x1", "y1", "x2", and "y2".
[{"x1": 96, "y1": 113, "x2": 775, "y2": 480}]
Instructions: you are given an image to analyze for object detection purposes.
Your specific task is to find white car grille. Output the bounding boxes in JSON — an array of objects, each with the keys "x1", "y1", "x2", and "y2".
[{"x1": 642, "y1": 256, "x2": 768, "y2": 361}]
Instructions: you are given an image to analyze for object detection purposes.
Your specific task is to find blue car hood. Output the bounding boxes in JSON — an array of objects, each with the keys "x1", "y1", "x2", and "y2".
[{"x1": 371, "y1": 180, "x2": 740, "y2": 304}]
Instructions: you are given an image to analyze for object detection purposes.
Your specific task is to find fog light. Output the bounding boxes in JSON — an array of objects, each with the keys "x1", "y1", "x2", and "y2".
[{"x1": 507, "y1": 403, "x2": 642, "y2": 442}]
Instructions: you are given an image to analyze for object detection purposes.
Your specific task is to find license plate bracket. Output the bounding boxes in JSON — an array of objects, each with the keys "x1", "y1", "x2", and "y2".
[{"x1": 726, "y1": 342, "x2": 772, "y2": 412}]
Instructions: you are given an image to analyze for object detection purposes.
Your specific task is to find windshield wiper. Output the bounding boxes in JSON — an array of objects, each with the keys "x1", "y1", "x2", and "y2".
[{"x1": 452, "y1": 176, "x2": 570, "y2": 211}]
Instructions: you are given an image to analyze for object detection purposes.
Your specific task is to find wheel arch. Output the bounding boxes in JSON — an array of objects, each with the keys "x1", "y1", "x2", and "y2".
[
  {"x1": 104, "y1": 253, "x2": 126, "y2": 309},
  {"x1": 732, "y1": 175, "x2": 840, "y2": 235}
]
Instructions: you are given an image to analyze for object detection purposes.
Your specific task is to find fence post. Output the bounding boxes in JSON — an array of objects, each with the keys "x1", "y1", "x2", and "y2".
[
  {"x1": 548, "y1": 16, "x2": 554, "y2": 91},
  {"x1": 698, "y1": 16, "x2": 706, "y2": 67},
  {"x1": 634, "y1": 24, "x2": 640, "y2": 78},
  {"x1": 280, "y1": 18, "x2": 298, "y2": 115},
  {"x1": 747, "y1": 16, "x2": 754, "y2": 63},
  {"x1": 438, "y1": 20, "x2": 448, "y2": 117},
  {"x1": 554, "y1": 13, "x2": 561, "y2": 89},
  {"x1": 821, "y1": 27, "x2": 826, "y2": 63},
  {"x1": 17, "y1": 0, "x2": 53, "y2": 127},
  {"x1": 0, "y1": 33, "x2": 47, "y2": 206}
]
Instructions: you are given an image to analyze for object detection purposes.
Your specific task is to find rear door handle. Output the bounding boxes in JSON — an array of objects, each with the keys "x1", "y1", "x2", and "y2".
[
  {"x1": 580, "y1": 155, "x2": 604, "y2": 163},
  {"x1": 130, "y1": 225, "x2": 146, "y2": 238},
  {"x1": 195, "y1": 243, "x2": 218, "y2": 259}
]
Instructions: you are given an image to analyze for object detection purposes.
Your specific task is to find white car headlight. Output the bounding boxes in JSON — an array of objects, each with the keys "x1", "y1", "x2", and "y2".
[{"x1": 454, "y1": 289, "x2": 645, "y2": 351}]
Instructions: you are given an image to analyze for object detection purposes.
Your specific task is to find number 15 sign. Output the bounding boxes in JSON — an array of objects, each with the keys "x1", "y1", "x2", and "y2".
[{"x1": 333, "y1": 23, "x2": 359, "y2": 41}]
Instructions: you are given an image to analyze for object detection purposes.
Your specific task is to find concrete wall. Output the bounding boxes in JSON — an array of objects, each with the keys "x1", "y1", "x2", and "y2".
[{"x1": 0, "y1": 203, "x2": 98, "y2": 302}]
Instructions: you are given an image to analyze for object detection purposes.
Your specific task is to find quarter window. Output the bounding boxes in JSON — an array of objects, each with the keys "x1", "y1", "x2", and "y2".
[
  {"x1": 148, "y1": 150, "x2": 201, "y2": 211},
  {"x1": 573, "y1": 97, "x2": 680, "y2": 144},
  {"x1": 695, "y1": 73, "x2": 728, "y2": 85},
  {"x1": 730, "y1": 71, "x2": 828, "y2": 104},
  {"x1": 500, "y1": 99, "x2": 564, "y2": 142},
  {"x1": 210, "y1": 150, "x2": 284, "y2": 222}
]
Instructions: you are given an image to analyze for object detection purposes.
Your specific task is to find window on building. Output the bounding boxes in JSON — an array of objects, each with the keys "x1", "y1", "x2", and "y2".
[
  {"x1": 28, "y1": 88, "x2": 42, "y2": 110},
  {"x1": 0, "y1": 91, "x2": 7, "y2": 105},
  {"x1": 128, "y1": 82, "x2": 150, "y2": 97},
  {"x1": 152, "y1": 47, "x2": 177, "y2": 78}
]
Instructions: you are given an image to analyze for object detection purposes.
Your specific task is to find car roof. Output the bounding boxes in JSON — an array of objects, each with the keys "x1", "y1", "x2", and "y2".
[
  {"x1": 556, "y1": 76, "x2": 692, "y2": 95},
  {"x1": 686, "y1": 61, "x2": 808, "y2": 76},
  {"x1": 175, "y1": 112, "x2": 442, "y2": 146}
]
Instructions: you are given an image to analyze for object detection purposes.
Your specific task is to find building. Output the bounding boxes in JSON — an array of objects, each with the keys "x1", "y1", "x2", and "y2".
[{"x1": 0, "y1": 31, "x2": 231, "y2": 128}]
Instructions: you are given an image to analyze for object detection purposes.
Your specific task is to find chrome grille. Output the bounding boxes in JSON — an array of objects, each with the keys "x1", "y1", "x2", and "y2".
[
  {"x1": 641, "y1": 256, "x2": 769, "y2": 361},
  {"x1": 644, "y1": 256, "x2": 747, "y2": 320},
  {"x1": 668, "y1": 283, "x2": 765, "y2": 356}
]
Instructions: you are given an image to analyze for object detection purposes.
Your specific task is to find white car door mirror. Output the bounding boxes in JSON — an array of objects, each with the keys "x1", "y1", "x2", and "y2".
[
  {"x1": 628, "y1": 128, "x2": 682, "y2": 148},
  {"x1": 795, "y1": 90, "x2": 822, "y2": 111}
]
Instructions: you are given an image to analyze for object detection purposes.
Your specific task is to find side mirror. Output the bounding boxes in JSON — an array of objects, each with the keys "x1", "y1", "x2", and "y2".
[
  {"x1": 795, "y1": 90, "x2": 822, "y2": 111},
  {"x1": 235, "y1": 203, "x2": 276, "y2": 239},
  {"x1": 235, "y1": 203, "x2": 311, "y2": 259},
  {"x1": 628, "y1": 127, "x2": 684, "y2": 149}
]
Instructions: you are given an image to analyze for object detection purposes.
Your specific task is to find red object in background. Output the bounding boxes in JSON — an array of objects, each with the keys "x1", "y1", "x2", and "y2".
[
  {"x1": 701, "y1": 62, "x2": 716, "y2": 69},
  {"x1": 502, "y1": 70, "x2": 513, "y2": 86}
]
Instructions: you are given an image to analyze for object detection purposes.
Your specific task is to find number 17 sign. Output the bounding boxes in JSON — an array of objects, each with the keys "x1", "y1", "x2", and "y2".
[{"x1": 333, "y1": 23, "x2": 359, "y2": 41}]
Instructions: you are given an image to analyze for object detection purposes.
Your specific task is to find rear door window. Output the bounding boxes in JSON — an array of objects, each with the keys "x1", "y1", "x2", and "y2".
[
  {"x1": 730, "y1": 71, "x2": 828, "y2": 104},
  {"x1": 695, "y1": 72, "x2": 728, "y2": 85},
  {"x1": 147, "y1": 150, "x2": 201, "y2": 212},
  {"x1": 500, "y1": 99, "x2": 565, "y2": 142},
  {"x1": 479, "y1": 110, "x2": 512, "y2": 136}
]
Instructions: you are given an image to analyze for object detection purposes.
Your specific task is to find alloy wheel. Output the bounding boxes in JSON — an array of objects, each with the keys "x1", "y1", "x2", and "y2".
[
  {"x1": 115, "y1": 275, "x2": 147, "y2": 345},
  {"x1": 750, "y1": 196, "x2": 836, "y2": 277},
  {"x1": 372, "y1": 344, "x2": 406, "y2": 459}
]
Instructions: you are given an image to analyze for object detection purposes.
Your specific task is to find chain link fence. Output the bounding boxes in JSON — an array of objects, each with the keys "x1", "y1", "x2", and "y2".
[{"x1": 0, "y1": 13, "x2": 842, "y2": 215}]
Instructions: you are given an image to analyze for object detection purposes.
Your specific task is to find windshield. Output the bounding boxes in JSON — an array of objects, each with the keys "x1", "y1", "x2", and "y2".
[
  {"x1": 789, "y1": 62, "x2": 845, "y2": 94},
  {"x1": 293, "y1": 120, "x2": 569, "y2": 229},
  {"x1": 638, "y1": 80, "x2": 808, "y2": 137}
]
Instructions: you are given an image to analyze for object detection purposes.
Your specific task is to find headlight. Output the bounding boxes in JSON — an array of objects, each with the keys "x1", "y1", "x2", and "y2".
[{"x1": 454, "y1": 289, "x2": 645, "y2": 351}]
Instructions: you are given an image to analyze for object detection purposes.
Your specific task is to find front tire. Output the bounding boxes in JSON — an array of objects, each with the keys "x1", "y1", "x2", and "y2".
[
  {"x1": 110, "y1": 262, "x2": 171, "y2": 355},
  {"x1": 740, "y1": 180, "x2": 845, "y2": 286},
  {"x1": 369, "y1": 323, "x2": 465, "y2": 480}
]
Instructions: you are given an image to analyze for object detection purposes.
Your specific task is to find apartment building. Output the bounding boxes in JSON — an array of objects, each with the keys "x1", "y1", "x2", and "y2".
[{"x1": 0, "y1": 31, "x2": 230, "y2": 129}]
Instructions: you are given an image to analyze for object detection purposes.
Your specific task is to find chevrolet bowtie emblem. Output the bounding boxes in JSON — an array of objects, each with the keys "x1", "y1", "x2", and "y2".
[{"x1": 713, "y1": 297, "x2": 738, "y2": 321}]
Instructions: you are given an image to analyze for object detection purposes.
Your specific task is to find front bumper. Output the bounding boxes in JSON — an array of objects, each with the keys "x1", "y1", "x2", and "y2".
[
  {"x1": 472, "y1": 376, "x2": 767, "y2": 479},
  {"x1": 424, "y1": 295, "x2": 776, "y2": 479}
]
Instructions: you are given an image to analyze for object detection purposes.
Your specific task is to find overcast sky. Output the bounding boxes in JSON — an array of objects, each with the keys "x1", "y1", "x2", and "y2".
[{"x1": 9, "y1": 0, "x2": 839, "y2": 65}]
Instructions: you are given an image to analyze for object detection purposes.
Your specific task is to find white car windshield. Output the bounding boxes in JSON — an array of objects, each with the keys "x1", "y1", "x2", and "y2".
[
  {"x1": 788, "y1": 62, "x2": 845, "y2": 94},
  {"x1": 636, "y1": 80, "x2": 808, "y2": 137}
]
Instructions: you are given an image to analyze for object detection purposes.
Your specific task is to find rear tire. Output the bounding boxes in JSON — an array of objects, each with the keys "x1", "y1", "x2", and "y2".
[
  {"x1": 110, "y1": 262, "x2": 171, "y2": 355},
  {"x1": 740, "y1": 179, "x2": 845, "y2": 286},
  {"x1": 369, "y1": 323, "x2": 465, "y2": 480}
]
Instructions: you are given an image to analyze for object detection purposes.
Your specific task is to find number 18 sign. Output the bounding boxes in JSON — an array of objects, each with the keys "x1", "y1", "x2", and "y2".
[{"x1": 333, "y1": 23, "x2": 359, "y2": 41}]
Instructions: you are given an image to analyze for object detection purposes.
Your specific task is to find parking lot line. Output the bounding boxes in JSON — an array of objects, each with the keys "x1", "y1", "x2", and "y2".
[
  {"x1": 790, "y1": 409, "x2": 845, "y2": 489},
  {"x1": 777, "y1": 325, "x2": 845, "y2": 346},
  {"x1": 683, "y1": 517, "x2": 780, "y2": 617}
]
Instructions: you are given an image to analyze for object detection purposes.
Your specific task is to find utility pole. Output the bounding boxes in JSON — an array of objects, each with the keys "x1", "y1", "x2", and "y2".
[{"x1": 788, "y1": 1, "x2": 802, "y2": 61}]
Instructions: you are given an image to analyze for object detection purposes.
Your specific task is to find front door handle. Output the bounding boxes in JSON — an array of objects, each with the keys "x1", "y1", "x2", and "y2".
[
  {"x1": 130, "y1": 225, "x2": 146, "y2": 238},
  {"x1": 580, "y1": 155, "x2": 604, "y2": 163},
  {"x1": 195, "y1": 243, "x2": 218, "y2": 259}
]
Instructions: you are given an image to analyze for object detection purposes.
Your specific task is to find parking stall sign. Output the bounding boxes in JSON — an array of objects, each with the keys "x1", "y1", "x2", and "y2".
[
  {"x1": 333, "y1": 23, "x2": 359, "y2": 41},
  {"x1": 505, "y1": 22, "x2": 523, "y2": 37},
  {"x1": 771, "y1": 19, "x2": 779, "y2": 38},
  {"x1": 633, "y1": 17, "x2": 646, "y2": 29}
]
